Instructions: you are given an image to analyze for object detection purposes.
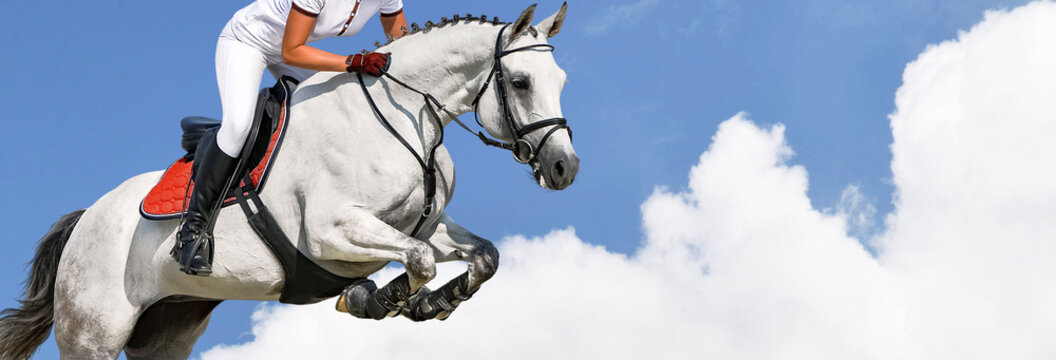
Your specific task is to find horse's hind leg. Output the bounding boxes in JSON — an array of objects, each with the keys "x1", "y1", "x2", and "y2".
[
  {"x1": 53, "y1": 283, "x2": 141, "y2": 360},
  {"x1": 124, "y1": 300, "x2": 221, "y2": 360},
  {"x1": 399, "y1": 213, "x2": 499, "y2": 321}
]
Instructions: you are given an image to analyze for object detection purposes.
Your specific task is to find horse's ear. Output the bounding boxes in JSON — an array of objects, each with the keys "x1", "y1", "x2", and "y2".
[
  {"x1": 509, "y1": 4, "x2": 537, "y2": 43},
  {"x1": 535, "y1": 2, "x2": 567, "y2": 38}
]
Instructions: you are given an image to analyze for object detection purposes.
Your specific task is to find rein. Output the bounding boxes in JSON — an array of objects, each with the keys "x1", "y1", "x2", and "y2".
[
  {"x1": 356, "y1": 24, "x2": 572, "y2": 236},
  {"x1": 357, "y1": 73, "x2": 442, "y2": 237}
]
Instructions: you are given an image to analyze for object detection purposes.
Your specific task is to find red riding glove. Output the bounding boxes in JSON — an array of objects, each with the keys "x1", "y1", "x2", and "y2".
[{"x1": 345, "y1": 52, "x2": 391, "y2": 76}]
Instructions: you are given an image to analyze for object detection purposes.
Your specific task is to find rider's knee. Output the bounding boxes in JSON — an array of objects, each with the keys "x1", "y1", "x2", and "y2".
[{"x1": 215, "y1": 118, "x2": 252, "y2": 156}]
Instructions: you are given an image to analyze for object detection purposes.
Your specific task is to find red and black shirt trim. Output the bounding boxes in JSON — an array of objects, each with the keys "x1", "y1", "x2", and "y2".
[
  {"x1": 291, "y1": 3, "x2": 318, "y2": 18},
  {"x1": 380, "y1": 8, "x2": 403, "y2": 17}
]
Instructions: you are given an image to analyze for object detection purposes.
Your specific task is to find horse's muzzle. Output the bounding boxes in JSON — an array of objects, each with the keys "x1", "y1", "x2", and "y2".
[{"x1": 540, "y1": 151, "x2": 579, "y2": 190}]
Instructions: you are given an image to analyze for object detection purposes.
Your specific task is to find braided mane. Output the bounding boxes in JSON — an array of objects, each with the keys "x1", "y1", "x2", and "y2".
[{"x1": 363, "y1": 13, "x2": 509, "y2": 53}]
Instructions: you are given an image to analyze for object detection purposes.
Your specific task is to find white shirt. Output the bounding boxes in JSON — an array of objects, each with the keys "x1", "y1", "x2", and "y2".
[{"x1": 221, "y1": 0, "x2": 403, "y2": 64}]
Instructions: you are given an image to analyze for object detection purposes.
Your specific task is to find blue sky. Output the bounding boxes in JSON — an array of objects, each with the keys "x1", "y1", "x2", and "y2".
[{"x1": 0, "y1": 0, "x2": 1037, "y2": 358}]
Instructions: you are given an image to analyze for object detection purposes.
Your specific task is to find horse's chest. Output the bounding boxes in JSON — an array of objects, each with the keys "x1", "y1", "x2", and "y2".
[{"x1": 369, "y1": 149, "x2": 454, "y2": 231}]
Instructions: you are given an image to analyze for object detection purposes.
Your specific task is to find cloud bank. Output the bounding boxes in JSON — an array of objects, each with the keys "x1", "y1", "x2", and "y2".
[
  {"x1": 878, "y1": 2, "x2": 1056, "y2": 357},
  {"x1": 202, "y1": 2, "x2": 1056, "y2": 359}
]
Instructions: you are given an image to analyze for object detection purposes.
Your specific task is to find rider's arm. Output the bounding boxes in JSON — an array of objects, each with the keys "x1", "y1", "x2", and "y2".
[
  {"x1": 380, "y1": 9, "x2": 409, "y2": 39},
  {"x1": 281, "y1": 7, "x2": 354, "y2": 72}
]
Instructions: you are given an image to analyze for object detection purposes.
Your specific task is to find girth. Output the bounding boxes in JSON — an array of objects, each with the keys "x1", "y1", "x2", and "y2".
[{"x1": 228, "y1": 76, "x2": 364, "y2": 304}]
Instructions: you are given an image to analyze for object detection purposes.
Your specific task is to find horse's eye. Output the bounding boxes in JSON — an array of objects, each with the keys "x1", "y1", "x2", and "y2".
[{"x1": 511, "y1": 76, "x2": 530, "y2": 90}]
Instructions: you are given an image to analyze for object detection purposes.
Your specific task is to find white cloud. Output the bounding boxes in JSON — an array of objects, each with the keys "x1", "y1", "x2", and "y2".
[
  {"x1": 204, "y1": 114, "x2": 900, "y2": 360},
  {"x1": 586, "y1": 0, "x2": 659, "y2": 36},
  {"x1": 201, "y1": 2, "x2": 1056, "y2": 359},
  {"x1": 834, "y1": 184, "x2": 878, "y2": 244},
  {"x1": 878, "y1": 1, "x2": 1056, "y2": 357}
]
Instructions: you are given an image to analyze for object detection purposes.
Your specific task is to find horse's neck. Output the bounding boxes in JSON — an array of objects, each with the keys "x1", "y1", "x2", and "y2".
[
  {"x1": 375, "y1": 23, "x2": 501, "y2": 120},
  {"x1": 279, "y1": 23, "x2": 501, "y2": 177}
]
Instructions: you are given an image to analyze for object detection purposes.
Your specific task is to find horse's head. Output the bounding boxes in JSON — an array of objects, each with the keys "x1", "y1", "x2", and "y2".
[{"x1": 475, "y1": 4, "x2": 578, "y2": 190}]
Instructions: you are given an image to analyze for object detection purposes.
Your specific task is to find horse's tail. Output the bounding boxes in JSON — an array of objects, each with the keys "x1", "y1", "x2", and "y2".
[{"x1": 0, "y1": 209, "x2": 85, "y2": 360}]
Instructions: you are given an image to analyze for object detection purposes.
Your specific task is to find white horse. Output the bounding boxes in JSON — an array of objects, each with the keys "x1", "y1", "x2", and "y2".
[{"x1": 0, "y1": 4, "x2": 575, "y2": 359}]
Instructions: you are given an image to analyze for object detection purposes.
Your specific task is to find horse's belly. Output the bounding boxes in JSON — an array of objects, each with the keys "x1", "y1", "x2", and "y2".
[{"x1": 163, "y1": 211, "x2": 288, "y2": 301}]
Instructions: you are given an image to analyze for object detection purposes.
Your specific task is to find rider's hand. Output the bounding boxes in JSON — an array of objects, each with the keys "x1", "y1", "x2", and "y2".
[{"x1": 345, "y1": 52, "x2": 391, "y2": 76}]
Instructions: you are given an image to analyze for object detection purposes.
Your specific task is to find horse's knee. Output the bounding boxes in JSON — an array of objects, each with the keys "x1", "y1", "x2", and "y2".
[
  {"x1": 404, "y1": 243, "x2": 437, "y2": 286},
  {"x1": 470, "y1": 241, "x2": 499, "y2": 283}
]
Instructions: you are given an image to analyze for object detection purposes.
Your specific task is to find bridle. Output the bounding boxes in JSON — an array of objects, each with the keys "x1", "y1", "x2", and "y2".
[
  {"x1": 356, "y1": 23, "x2": 572, "y2": 236},
  {"x1": 468, "y1": 24, "x2": 572, "y2": 164}
]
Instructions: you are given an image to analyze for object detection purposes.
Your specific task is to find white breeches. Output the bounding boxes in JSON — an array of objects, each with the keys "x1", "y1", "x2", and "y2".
[{"x1": 215, "y1": 37, "x2": 315, "y2": 157}]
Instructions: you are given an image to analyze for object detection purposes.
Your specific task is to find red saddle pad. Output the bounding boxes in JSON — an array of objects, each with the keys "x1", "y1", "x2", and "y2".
[{"x1": 140, "y1": 102, "x2": 289, "y2": 220}]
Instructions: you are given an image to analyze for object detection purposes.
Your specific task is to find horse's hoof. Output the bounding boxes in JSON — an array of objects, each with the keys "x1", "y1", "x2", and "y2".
[
  {"x1": 335, "y1": 294, "x2": 349, "y2": 313},
  {"x1": 340, "y1": 279, "x2": 378, "y2": 319}
]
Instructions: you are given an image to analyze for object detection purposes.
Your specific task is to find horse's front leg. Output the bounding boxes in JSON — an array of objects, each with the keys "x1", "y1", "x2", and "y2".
[
  {"x1": 307, "y1": 208, "x2": 436, "y2": 320},
  {"x1": 399, "y1": 213, "x2": 499, "y2": 321}
]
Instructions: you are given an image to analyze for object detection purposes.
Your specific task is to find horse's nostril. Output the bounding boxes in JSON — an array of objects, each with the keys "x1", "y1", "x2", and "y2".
[{"x1": 554, "y1": 160, "x2": 566, "y2": 178}]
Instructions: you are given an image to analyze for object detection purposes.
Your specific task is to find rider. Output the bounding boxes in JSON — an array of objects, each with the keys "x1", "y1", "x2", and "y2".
[{"x1": 173, "y1": 0, "x2": 409, "y2": 276}]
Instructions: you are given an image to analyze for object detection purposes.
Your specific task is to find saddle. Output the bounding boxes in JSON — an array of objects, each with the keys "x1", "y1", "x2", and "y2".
[
  {"x1": 140, "y1": 79, "x2": 292, "y2": 220},
  {"x1": 140, "y1": 76, "x2": 363, "y2": 305}
]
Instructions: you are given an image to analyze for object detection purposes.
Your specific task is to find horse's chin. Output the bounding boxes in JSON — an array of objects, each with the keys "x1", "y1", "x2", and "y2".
[
  {"x1": 532, "y1": 161, "x2": 568, "y2": 190},
  {"x1": 531, "y1": 162, "x2": 553, "y2": 190}
]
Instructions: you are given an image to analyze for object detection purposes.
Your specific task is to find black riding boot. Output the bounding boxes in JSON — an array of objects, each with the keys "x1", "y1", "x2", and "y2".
[{"x1": 172, "y1": 135, "x2": 238, "y2": 276}]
